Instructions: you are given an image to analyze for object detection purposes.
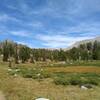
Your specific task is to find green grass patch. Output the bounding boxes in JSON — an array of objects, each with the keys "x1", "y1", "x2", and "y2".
[
  {"x1": 53, "y1": 72, "x2": 100, "y2": 86},
  {"x1": 8, "y1": 67, "x2": 51, "y2": 80}
]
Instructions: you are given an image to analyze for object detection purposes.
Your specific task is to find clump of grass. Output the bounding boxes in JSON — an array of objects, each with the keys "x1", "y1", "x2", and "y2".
[
  {"x1": 8, "y1": 67, "x2": 51, "y2": 80},
  {"x1": 8, "y1": 68, "x2": 20, "y2": 76},
  {"x1": 69, "y1": 77, "x2": 82, "y2": 85},
  {"x1": 21, "y1": 69, "x2": 36, "y2": 78},
  {"x1": 54, "y1": 77, "x2": 69, "y2": 85}
]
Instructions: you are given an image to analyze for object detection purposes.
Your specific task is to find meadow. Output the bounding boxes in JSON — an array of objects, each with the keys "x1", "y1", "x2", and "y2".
[{"x1": 0, "y1": 61, "x2": 100, "y2": 100}]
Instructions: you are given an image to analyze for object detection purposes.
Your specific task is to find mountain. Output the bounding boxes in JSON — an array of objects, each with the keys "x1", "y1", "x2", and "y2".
[
  {"x1": 64, "y1": 36, "x2": 100, "y2": 50},
  {"x1": 0, "y1": 36, "x2": 100, "y2": 51}
]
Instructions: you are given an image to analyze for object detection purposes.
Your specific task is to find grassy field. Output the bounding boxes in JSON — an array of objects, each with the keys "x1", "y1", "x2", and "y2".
[
  {"x1": 0, "y1": 61, "x2": 100, "y2": 100},
  {"x1": 44, "y1": 66, "x2": 100, "y2": 73}
]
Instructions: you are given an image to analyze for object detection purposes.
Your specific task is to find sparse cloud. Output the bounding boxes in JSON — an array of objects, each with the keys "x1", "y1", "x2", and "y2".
[
  {"x1": 15, "y1": 41, "x2": 34, "y2": 48},
  {"x1": 0, "y1": 13, "x2": 22, "y2": 23},
  {"x1": 0, "y1": 0, "x2": 100, "y2": 48},
  {"x1": 10, "y1": 31, "x2": 32, "y2": 37},
  {"x1": 36, "y1": 34, "x2": 93, "y2": 48},
  {"x1": 28, "y1": 21, "x2": 44, "y2": 28}
]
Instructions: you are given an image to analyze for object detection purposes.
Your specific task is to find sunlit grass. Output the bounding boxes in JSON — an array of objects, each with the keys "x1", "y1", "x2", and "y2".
[{"x1": 0, "y1": 61, "x2": 100, "y2": 100}]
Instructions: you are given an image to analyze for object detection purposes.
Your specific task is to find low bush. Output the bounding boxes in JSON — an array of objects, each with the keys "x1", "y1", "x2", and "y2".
[{"x1": 69, "y1": 77, "x2": 82, "y2": 85}]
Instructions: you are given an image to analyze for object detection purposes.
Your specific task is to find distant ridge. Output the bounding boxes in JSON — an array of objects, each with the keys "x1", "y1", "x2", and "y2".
[
  {"x1": 64, "y1": 36, "x2": 100, "y2": 50},
  {"x1": 0, "y1": 36, "x2": 100, "y2": 51}
]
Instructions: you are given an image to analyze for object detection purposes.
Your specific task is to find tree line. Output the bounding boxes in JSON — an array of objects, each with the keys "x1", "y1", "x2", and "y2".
[{"x1": 0, "y1": 40, "x2": 100, "y2": 64}]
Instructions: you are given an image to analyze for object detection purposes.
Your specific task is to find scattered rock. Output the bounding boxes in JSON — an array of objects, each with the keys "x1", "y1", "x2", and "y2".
[
  {"x1": 80, "y1": 84, "x2": 93, "y2": 90},
  {"x1": 81, "y1": 85, "x2": 88, "y2": 90},
  {"x1": 14, "y1": 74, "x2": 17, "y2": 77},
  {"x1": 8, "y1": 68, "x2": 12, "y2": 71},
  {"x1": 35, "y1": 98, "x2": 49, "y2": 100},
  {"x1": 40, "y1": 69, "x2": 43, "y2": 71},
  {"x1": 37, "y1": 73, "x2": 41, "y2": 76},
  {"x1": 15, "y1": 69, "x2": 20, "y2": 72}
]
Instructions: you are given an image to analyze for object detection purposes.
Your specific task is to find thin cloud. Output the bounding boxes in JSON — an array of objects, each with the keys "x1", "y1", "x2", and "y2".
[
  {"x1": 36, "y1": 34, "x2": 93, "y2": 48},
  {"x1": 10, "y1": 31, "x2": 32, "y2": 37},
  {"x1": 0, "y1": 13, "x2": 21, "y2": 23},
  {"x1": 15, "y1": 41, "x2": 34, "y2": 48},
  {"x1": 28, "y1": 21, "x2": 44, "y2": 28}
]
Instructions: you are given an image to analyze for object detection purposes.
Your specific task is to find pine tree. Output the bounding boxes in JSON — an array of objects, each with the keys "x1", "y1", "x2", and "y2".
[{"x1": 19, "y1": 46, "x2": 30, "y2": 63}]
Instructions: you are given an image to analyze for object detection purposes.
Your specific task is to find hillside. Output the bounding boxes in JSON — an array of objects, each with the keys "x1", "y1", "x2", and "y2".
[{"x1": 65, "y1": 36, "x2": 100, "y2": 50}]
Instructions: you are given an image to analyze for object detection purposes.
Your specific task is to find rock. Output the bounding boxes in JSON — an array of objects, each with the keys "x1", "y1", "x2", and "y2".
[
  {"x1": 14, "y1": 74, "x2": 17, "y2": 77},
  {"x1": 15, "y1": 69, "x2": 20, "y2": 72},
  {"x1": 8, "y1": 68, "x2": 12, "y2": 71},
  {"x1": 35, "y1": 98, "x2": 49, "y2": 100},
  {"x1": 81, "y1": 85, "x2": 88, "y2": 90},
  {"x1": 84, "y1": 84, "x2": 93, "y2": 89},
  {"x1": 37, "y1": 73, "x2": 41, "y2": 76},
  {"x1": 81, "y1": 84, "x2": 93, "y2": 90},
  {"x1": 40, "y1": 69, "x2": 43, "y2": 71}
]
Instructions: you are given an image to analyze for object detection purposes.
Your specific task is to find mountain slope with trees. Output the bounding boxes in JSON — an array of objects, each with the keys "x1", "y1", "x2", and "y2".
[{"x1": 0, "y1": 37, "x2": 100, "y2": 64}]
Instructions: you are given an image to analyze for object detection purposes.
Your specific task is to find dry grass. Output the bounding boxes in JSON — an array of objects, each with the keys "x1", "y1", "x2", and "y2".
[
  {"x1": 1, "y1": 75, "x2": 100, "y2": 100},
  {"x1": 1, "y1": 76, "x2": 100, "y2": 100},
  {"x1": 16, "y1": 62, "x2": 100, "y2": 73},
  {"x1": 0, "y1": 62, "x2": 100, "y2": 100},
  {"x1": 44, "y1": 66, "x2": 100, "y2": 73}
]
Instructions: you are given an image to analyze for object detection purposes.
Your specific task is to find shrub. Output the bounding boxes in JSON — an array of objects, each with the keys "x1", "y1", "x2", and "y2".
[
  {"x1": 69, "y1": 78, "x2": 82, "y2": 85},
  {"x1": 54, "y1": 77, "x2": 69, "y2": 85},
  {"x1": 41, "y1": 71, "x2": 51, "y2": 78},
  {"x1": 86, "y1": 79, "x2": 99, "y2": 85}
]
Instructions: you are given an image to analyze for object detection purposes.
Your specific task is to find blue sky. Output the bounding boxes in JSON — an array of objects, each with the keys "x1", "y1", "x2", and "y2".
[{"x1": 0, "y1": 0, "x2": 100, "y2": 48}]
